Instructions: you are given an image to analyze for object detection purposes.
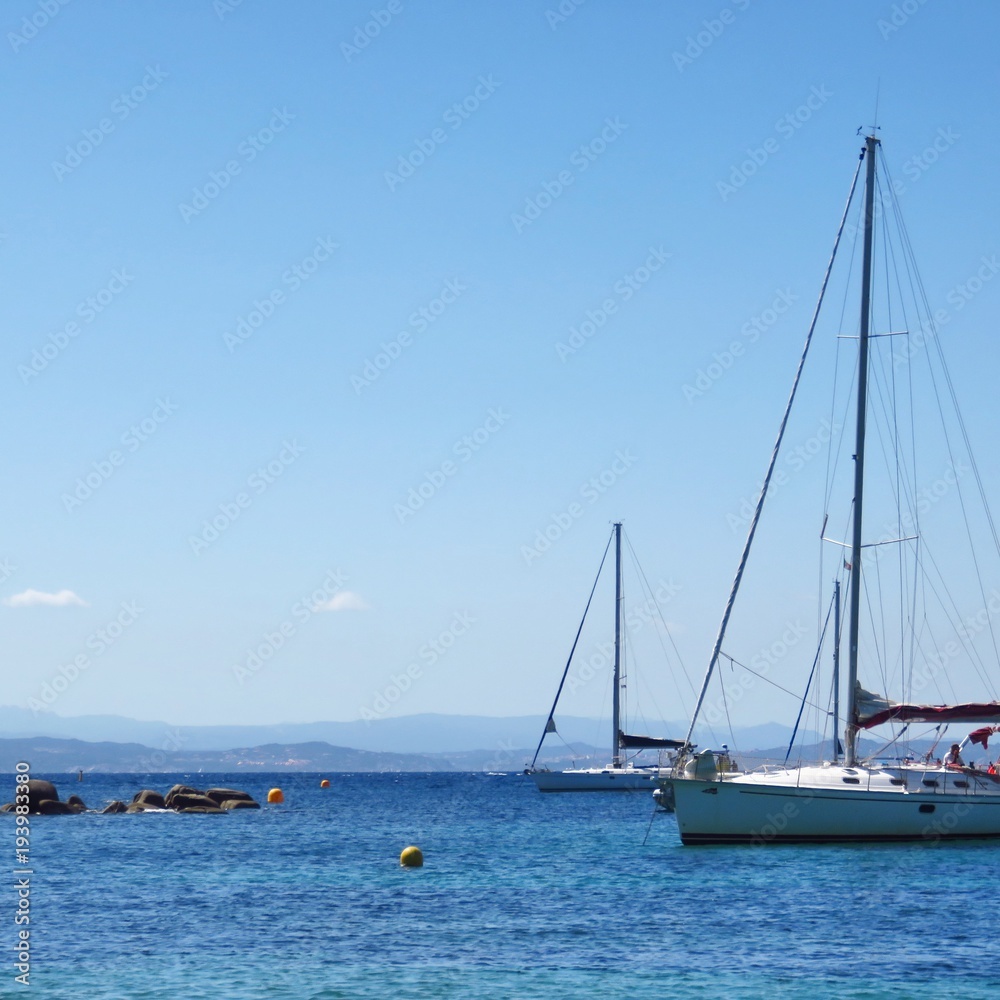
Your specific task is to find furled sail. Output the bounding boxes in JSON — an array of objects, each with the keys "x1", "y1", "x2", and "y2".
[
  {"x1": 618, "y1": 730, "x2": 687, "y2": 750},
  {"x1": 855, "y1": 684, "x2": 1000, "y2": 729}
]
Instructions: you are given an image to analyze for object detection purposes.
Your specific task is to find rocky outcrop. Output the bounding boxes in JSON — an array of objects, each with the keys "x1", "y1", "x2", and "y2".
[
  {"x1": 36, "y1": 799, "x2": 77, "y2": 815},
  {"x1": 163, "y1": 784, "x2": 203, "y2": 808},
  {"x1": 1, "y1": 780, "x2": 259, "y2": 815},
  {"x1": 26, "y1": 779, "x2": 59, "y2": 812},
  {"x1": 168, "y1": 793, "x2": 220, "y2": 811},
  {"x1": 131, "y1": 789, "x2": 166, "y2": 809},
  {"x1": 205, "y1": 788, "x2": 255, "y2": 805}
]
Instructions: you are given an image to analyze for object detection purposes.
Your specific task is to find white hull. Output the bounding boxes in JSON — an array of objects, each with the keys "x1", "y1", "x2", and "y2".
[
  {"x1": 669, "y1": 763, "x2": 1000, "y2": 844},
  {"x1": 527, "y1": 765, "x2": 668, "y2": 792}
]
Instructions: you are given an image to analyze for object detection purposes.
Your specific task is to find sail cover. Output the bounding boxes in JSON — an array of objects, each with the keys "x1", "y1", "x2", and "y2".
[
  {"x1": 855, "y1": 685, "x2": 1000, "y2": 729},
  {"x1": 618, "y1": 730, "x2": 687, "y2": 750}
]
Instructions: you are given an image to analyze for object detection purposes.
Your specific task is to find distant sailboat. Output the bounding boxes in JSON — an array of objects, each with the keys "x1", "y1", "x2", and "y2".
[
  {"x1": 667, "y1": 132, "x2": 1000, "y2": 843},
  {"x1": 526, "y1": 522, "x2": 687, "y2": 793}
]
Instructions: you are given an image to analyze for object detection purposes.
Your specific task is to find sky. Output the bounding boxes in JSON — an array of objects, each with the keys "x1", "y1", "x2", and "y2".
[{"x1": 3, "y1": 0, "x2": 1000, "y2": 737}]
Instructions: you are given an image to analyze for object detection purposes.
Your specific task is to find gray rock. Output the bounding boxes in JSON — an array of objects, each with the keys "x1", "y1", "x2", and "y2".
[{"x1": 131, "y1": 789, "x2": 166, "y2": 808}]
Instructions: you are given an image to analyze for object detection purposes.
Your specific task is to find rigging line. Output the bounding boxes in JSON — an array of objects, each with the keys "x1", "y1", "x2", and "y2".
[
  {"x1": 914, "y1": 620, "x2": 959, "y2": 706},
  {"x1": 920, "y1": 324, "x2": 1000, "y2": 670},
  {"x1": 719, "y1": 659, "x2": 736, "y2": 755},
  {"x1": 859, "y1": 723, "x2": 910, "y2": 764},
  {"x1": 641, "y1": 801, "x2": 659, "y2": 847},
  {"x1": 882, "y1": 158, "x2": 1000, "y2": 680},
  {"x1": 529, "y1": 530, "x2": 613, "y2": 770},
  {"x1": 876, "y1": 164, "x2": 927, "y2": 703},
  {"x1": 824, "y1": 184, "x2": 866, "y2": 515},
  {"x1": 683, "y1": 154, "x2": 865, "y2": 751},
  {"x1": 622, "y1": 530, "x2": 696, "y2": 719},
  {"x1": 890, "y1": 163, "x2": 924, "y2": 697},
  {"x1": 863, "y1": 548, "x2": 889, "y2": 695},
  {"x1": 623, "y1": 532, "x2": 695, "y2": 715},
  {"x1": 915, "y1": 538, "x2": 997, "y2": 694},
  {"x1": 889, "y1": 176, "x2": 1000, "y2": 669},
  {"x1": 720, "y1": 652, "x2": 830, "y2": 714},
  {"x1": 785, "y1": 590, "x2": 835, "y2": 763}
]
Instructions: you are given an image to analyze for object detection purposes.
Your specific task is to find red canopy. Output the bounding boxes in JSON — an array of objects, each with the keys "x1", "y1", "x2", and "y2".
[{"x1": 859, "y1": 702, "x2": 1000, "y2": 730}]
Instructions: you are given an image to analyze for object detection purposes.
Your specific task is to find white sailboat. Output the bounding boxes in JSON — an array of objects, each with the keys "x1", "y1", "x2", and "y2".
[
  {"x1": 668, "y1": 131, "x2": 1000, "y2": 843},
  {"x1": 526, "y1": 522, "x2": 685, "y2": 792}
]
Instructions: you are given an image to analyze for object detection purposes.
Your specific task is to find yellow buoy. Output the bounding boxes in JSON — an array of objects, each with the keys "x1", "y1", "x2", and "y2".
[
  {"x1": 400, "y1": 845, "x2": 423, "y2": 868},
  {"x1": 267, "y1": 788, "x2": 284, "y2": 804},
  {"x1": 320, "y1": 779, "x2": 330, "y2": 788}
]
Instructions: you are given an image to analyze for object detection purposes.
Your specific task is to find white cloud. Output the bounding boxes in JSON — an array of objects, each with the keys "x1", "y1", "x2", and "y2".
[
  {"x1": 314, "y1": 590, "x2": 369, "y2": 612},
  {"x1": 3, "y1": 588, "x2": 88, "y2": 608}
]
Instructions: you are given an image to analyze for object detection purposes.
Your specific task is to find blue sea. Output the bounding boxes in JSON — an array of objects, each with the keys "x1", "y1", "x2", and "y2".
[{"x1": 10, "y1": 771, "x2": 1000, "y2": 998}]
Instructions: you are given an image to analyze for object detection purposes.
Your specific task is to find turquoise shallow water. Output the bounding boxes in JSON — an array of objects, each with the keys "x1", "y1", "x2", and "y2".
[{"x1": 10, "y1": 771, "x2": 1000, "y2": 998}]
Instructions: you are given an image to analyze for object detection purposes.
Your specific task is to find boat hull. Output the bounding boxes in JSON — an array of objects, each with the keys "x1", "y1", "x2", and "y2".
[
  {"x1": 670, "y1": 765, "x2": 1000, "y2": 844},
  {"x1": 527, "y1": 766, "x2": 667, "y2": 792}
]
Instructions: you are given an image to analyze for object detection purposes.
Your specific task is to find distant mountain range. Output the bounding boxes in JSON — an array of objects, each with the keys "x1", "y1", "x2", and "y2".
[
  {"x1": 0, "y1": 707, "x2": 962, "y2": 775},
  {"x1": 0, "y1": 705, "x2": 834, "y2": 774},
  {"x1": 0, "y1": 705, "x2": 817, "y2": 756}
]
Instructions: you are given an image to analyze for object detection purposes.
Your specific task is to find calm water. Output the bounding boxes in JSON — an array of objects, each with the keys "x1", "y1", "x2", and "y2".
[{"x1": 9, "y1": 771, "x2": 1000, "y2": 998}]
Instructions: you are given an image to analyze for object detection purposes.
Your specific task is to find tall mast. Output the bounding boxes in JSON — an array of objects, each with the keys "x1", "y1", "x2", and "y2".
[
  {"x1": 845, "y1": 134, "x2": 879, "y2": 767},
  {"x1": 612, "y1": 521, "x2": 623, "y2": 768},
  {"x1": 832, "y1": 578, "x2": 841, "y2": 762}
]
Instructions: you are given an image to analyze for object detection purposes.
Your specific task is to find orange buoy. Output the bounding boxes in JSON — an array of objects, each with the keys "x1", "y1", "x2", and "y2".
[
  {"x1": 267, "y1": 788, "x2": 284, "y2": 804},
  {"x1": 320, "y1": 779, "x2": 330, "y2": 788}
]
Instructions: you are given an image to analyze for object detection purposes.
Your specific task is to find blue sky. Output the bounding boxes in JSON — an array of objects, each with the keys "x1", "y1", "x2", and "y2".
[{"x1": 3, "y1": 0, "x2": 1000, "y2": 735}]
